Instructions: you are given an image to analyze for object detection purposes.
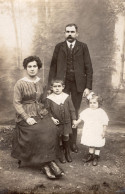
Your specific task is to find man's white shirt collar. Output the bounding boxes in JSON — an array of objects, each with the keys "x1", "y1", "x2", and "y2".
[{"x1": 66, "y1": 40, "x2": 76, "y2": 48}]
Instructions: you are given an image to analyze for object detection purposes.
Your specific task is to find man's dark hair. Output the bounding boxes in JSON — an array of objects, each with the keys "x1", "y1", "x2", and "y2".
[
  {"x1": 65, "y1": 23, "x2": 78, "y2": 31},
  {"x1": 23, "y1": 56, "x2": 42, "y2": 69}
]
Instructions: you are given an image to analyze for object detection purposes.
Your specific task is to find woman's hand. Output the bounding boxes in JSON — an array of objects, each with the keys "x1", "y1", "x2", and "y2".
[
  {"x1": 26, "y1": 118, "x2": 37, "y2": 125},
  {"x1": 51, "y1": 117, "x2": 60, "y2": 125}
]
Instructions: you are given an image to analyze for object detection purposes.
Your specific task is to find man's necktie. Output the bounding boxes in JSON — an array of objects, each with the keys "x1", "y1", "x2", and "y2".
[
  {"x1": 70, "y1": 44, "x2": 73, "y2": 54},
  {"x1": 70, "y1": 44, "x2": 73, "y2": 50}
]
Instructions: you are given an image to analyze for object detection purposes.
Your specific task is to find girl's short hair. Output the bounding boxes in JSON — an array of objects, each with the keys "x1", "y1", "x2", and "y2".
[
  {"x1": 88, "y1": 94, "x2": 103, "y2": 107},
  {"x1": 50, "y1": 79, "x2": 65, "y2": 86},
  {"x1": 23, "y1": 56, "x2": 42, "y2": 69}
]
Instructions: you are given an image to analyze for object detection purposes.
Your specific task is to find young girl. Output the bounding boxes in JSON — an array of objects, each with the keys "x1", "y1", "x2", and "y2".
[
  {"x1": 74, "y1": 93, "x2": 109, "y2": 166},
  {"x1": 46, "y1": 79, "x2": 76, "y2": 163}
]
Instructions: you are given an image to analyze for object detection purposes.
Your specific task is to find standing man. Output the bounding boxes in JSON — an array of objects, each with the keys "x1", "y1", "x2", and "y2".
[{"x1": 48, "y1": 23, "x2": 93, "y2": 153}]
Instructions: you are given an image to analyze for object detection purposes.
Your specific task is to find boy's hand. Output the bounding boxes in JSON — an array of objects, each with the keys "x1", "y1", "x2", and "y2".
[{"x1": 51, "y1": 117, "x2": 60, "y2": 125}]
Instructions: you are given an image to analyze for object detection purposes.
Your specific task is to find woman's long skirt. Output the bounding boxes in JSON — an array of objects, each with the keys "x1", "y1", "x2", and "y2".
[{"x1": 11, "y1": 115, "x2": 59, "y2": 164}]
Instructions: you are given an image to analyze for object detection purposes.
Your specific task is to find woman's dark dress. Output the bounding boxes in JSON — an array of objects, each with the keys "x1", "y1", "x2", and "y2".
[{"x1": 11, "y1": 77, "x2": 58, "y2": 164}]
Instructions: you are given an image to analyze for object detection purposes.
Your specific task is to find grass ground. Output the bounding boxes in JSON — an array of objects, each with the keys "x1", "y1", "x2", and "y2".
[{"x1": 0, "y1": 125, "x2": 125, "y2": 194}]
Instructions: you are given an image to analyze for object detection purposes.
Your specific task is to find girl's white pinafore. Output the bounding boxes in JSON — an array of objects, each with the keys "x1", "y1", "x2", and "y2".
[{"x1": 80, "y1": 108, "x2": 109, "y2": 147}]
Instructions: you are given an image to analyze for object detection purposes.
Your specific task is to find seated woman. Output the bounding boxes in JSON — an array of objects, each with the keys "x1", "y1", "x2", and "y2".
[{"x1": 11, "y1": 56, "x2": 64, "y2": 179}]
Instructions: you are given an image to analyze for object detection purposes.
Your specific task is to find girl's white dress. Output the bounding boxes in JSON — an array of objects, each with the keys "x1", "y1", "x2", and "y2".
[{"x1": 80, "y1": 108, "x2": 109, "y2": 147}]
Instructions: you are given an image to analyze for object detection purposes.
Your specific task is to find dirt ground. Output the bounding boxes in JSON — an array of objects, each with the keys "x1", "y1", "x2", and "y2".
[{"x1": 0, "y1": 125, "x2": 125, "y2": 194}]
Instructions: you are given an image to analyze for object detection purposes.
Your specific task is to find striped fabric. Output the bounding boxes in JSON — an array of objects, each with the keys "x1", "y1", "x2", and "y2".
[{"x1": 13, "y1": 77, "x2": 46, "y2": 122}]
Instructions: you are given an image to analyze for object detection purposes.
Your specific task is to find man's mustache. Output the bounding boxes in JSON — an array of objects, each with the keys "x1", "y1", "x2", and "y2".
[{"x1": 67, "y1": 36, "x2": 73, "y2": 39}]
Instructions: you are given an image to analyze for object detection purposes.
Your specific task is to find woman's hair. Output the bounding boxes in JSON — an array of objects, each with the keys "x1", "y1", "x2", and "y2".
[
  {"x1": 23, "y1": 56, "x2": 42, "y2": 69},
  {"x1": 50, "y1": 79, "x2": 65, "y2": 86},
  {"x1": 88, "y1": 94, "x2": 103, "y2": 107}
]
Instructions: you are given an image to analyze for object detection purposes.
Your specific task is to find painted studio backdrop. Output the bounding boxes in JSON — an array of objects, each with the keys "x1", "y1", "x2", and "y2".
[{"x1": 0, "y1": 0, "x2": 125, "y2": 125}]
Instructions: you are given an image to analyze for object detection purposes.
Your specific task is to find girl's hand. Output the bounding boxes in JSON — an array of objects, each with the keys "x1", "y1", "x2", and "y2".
[
  {"x1": 72, "y1": 120, "x2": 78, "y2": 128},
  {"x1": 101, "y1": 131, "x2": 106, "y2": 138},
  {"x1": 51, "y1": 117, "x2": 60, "y2": 125},
  {"x1": 72, "y1": 124, "x2": 77, "y2": 128},
  {"x1": 102, "y1": 125, "x2": 107, "y2": 138},
  {"x1": 26, "y1": 118, "x2": 37, "y2": 125},
  {"x1": 72, "y1": 119, "x2": 82, "y2": 128}
]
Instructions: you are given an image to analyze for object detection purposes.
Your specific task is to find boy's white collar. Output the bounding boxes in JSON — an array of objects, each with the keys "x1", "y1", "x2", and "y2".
[{"x1": 47, "y1": 92, "x2": 69, "y2": 105}]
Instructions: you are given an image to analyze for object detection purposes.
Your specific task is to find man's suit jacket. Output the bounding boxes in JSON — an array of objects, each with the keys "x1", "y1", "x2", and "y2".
[{"x1": 48, "y1": 40, "x2": 93, "y2": 92}]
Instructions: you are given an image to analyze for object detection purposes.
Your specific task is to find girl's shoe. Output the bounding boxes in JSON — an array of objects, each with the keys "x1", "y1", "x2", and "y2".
[
  {"x1": 42, "y1": 165, "x2": 56, "y2": 179},
  {"x1": 92, "y1": 155, "x2": 99, "y2": 166},
  {"x1": 82, "y1": 153, "x2": 94, "y2": 163},
  {"x1": 49, "y1": 161, "x2": 64, "y2": 178}
]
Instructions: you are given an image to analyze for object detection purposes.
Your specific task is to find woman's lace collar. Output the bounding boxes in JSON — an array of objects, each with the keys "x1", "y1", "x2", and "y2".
[{"x1": 21, "y1": 76, "x2": 40, "y2": 83}]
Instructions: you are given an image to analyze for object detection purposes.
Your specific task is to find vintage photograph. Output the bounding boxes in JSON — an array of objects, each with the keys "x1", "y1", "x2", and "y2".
[{"x1": 0, "y1": 0, "x2": 125, "y2": 193}]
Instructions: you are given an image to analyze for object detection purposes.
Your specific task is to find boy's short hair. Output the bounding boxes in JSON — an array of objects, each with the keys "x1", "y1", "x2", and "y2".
[{"x1": 50, "y1": 79, "x2": 65, "y2": 86}]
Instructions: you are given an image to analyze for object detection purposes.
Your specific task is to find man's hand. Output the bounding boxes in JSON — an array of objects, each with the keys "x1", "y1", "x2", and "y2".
[
  {"x1": 83, "y1": 88, "x2": 90, "y2": 97},
  {"x1": 26, "y1": 118, "x2": 37, "y2": 125}
]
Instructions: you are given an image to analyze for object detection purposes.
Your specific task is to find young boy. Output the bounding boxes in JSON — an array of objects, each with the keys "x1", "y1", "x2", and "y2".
[{"x1": 46, "y1": 79, "x2": 76, "y2": 163}]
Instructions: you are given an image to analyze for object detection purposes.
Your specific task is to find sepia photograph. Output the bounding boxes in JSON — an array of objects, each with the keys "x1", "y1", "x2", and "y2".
[{"x1": 0, "y1": 0, "x2": 125, "y2": 193}]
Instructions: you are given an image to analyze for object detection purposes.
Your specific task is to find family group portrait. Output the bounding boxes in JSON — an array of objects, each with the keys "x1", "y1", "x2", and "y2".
[{"x1": 0, "y1": 0, "x2": 125, "y2": 193}]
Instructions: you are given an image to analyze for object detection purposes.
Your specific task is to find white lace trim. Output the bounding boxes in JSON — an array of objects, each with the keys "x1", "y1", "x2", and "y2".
[{"x1": 21, "y1": 76, "x2": 40, "y2": 83}]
